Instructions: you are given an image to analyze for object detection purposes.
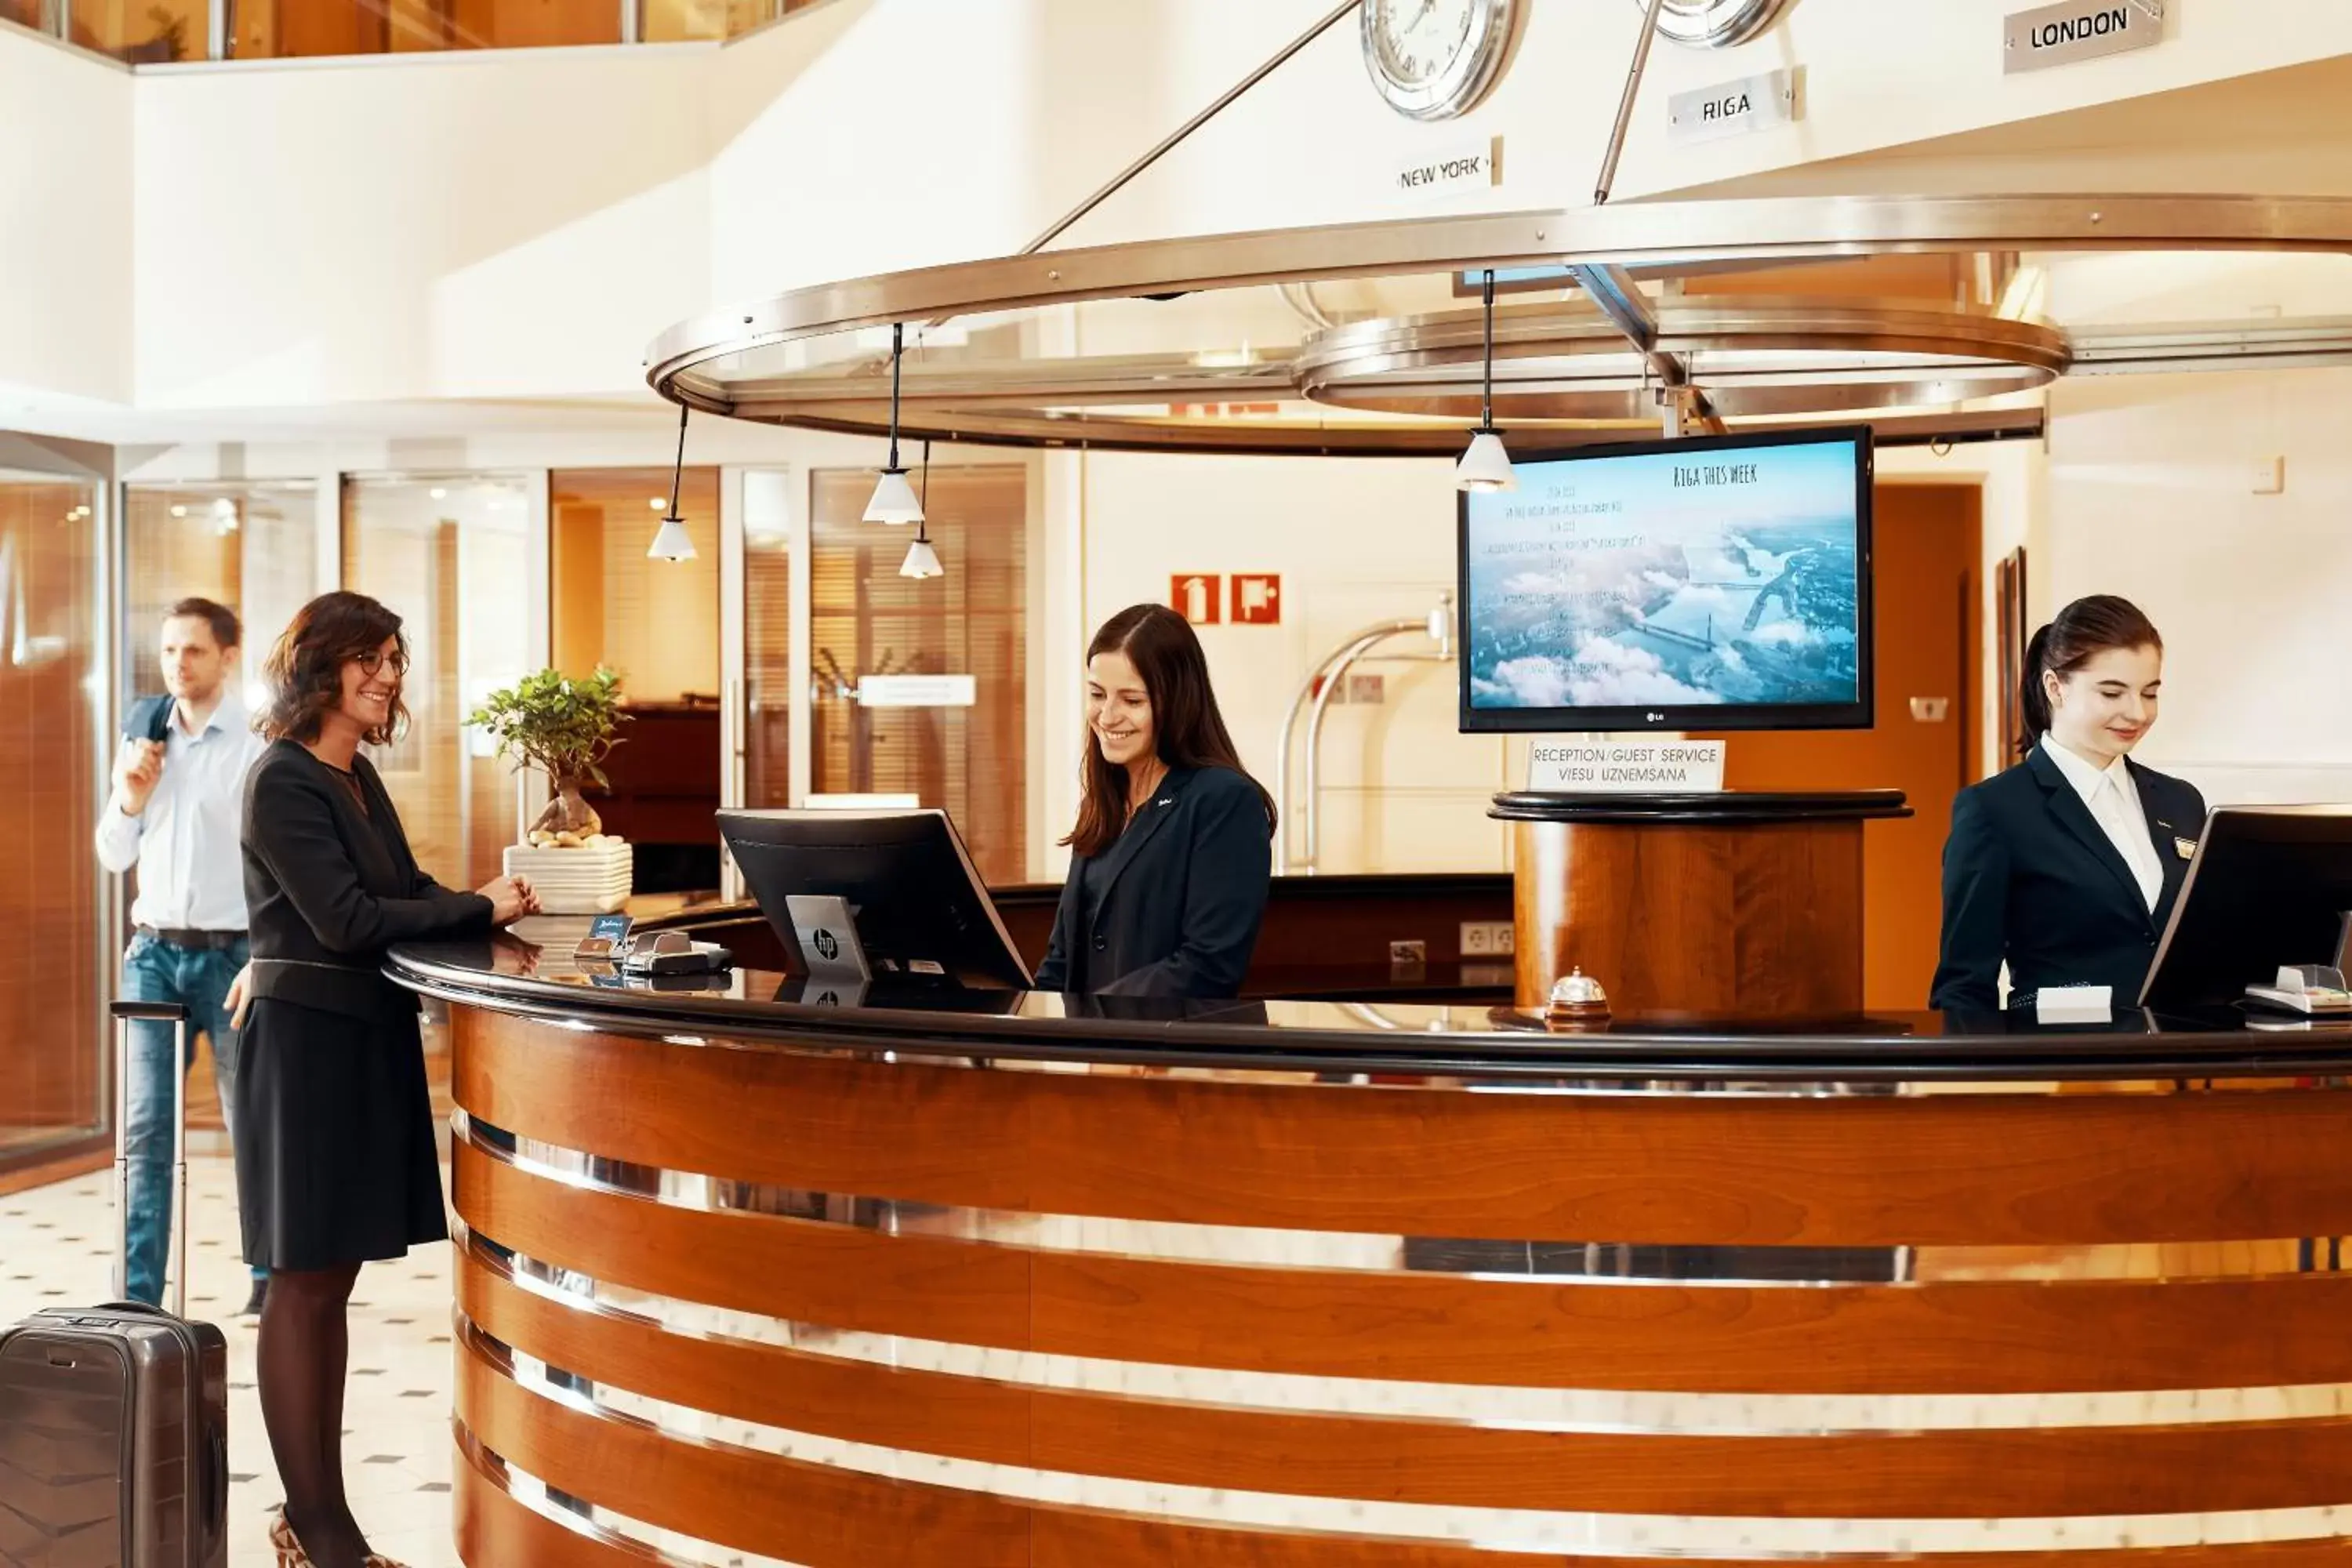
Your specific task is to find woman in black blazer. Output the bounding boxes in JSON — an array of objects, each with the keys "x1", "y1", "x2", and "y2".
[
  {"x1": 1033, "y1": 604, "x2": 1275, "y2": 999},
  {"x1": 223, "y1": 593, "x2": 535, "y2": 1568},
  {"x1": 1931, "y1": 595, "x2": 2206, "y2": 1014}
]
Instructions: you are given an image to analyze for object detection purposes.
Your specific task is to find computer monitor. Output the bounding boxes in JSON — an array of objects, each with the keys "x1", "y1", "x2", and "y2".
[
  {"x1": 2140, "y1": 805, "x2": 2352, "y2": 1010},
  {"x1": 716, "y1": 808, "x2": 1033, "y2": 990}
]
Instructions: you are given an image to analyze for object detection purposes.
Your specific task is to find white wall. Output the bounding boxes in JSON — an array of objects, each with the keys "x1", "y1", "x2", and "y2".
[
  {"x1": 2039, "y1": 365, "x2": 2352, "y2": 808},
  {"x1": 1080, "y1": 449, "x2": 1508, "y2": 877},
  {"x1": 23, "y1": 0, "x2": 2352, "y2": 417},
  {"x1": 0, "y1": 27, "x2": 132, "y2": 410},
  {"x1": 129, "y1": 44, "x2": 714, "y2": 411}
]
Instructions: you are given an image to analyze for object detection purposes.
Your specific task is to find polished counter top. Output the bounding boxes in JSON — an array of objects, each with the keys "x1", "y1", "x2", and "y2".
[{"x1": 388, "y1": 925, "x2": 2352, "y2": 1083}]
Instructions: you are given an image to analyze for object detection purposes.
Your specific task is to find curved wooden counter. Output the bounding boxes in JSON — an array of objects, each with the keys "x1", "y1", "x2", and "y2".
[{"x1": 392, "y1": 937, "x2": 2352, "y2": 1567}]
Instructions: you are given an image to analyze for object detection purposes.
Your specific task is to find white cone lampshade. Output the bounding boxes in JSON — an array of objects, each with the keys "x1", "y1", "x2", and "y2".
[
  {"x1": 898, "y1": 537, "x2": 943, "y2": 579},
  {"x1": 1454, "y1": 429, "x2": 1515, "y2": 492},
  {"x1": 646, "y1": 514, "x2": 697, "y2": 561},
  {"x1": 864, "y1": 468, "x2": 924, "y2": 524}
]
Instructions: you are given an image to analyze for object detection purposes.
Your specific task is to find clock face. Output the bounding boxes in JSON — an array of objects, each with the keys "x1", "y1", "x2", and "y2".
[{"x1": 1361, "y1": 0, "x2": 1519, "y2": 122}]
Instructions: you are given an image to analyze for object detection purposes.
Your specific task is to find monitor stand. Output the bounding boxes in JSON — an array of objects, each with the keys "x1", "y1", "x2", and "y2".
[{"x1": 785, "y1": 895, "x2": 872, "y2": 983}]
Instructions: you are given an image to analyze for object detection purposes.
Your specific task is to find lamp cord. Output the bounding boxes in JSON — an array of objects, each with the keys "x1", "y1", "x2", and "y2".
[
  {"x1": 916, "y1": 438, "x2": 931, "y2": 545},
  {"x1": 887, "y1": 322, "x2": 904, "y2": 470},
  {"x1": 1480, "y1": 268, "x2": 1495, "y2": 432},
  {"x1": 666, "y1": 401, "x2": 688, "y2": 518}
]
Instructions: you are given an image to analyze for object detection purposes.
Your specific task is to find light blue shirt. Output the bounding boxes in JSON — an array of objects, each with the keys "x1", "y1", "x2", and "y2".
[{"x1": 94, "y1": 697, "x2": 268, "y2": 932}]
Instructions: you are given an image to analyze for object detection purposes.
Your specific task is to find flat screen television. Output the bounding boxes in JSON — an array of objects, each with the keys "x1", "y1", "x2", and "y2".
[{"x1": 1457, "y1": 426, "x2": 1875, "y2": 734}]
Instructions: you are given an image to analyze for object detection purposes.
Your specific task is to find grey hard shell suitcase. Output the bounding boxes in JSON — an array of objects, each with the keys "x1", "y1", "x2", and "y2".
[{"x1": 0, "y1": 1000, "x2": 230, "y2": 1568}]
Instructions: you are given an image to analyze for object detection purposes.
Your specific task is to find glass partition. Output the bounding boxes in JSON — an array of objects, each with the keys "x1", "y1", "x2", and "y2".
[
  {"x1": 740, "y1": 468, "x2": 791, "y2": 810},
  {"x1": 0, "y1": 473, "x2": 101, "y2": 1174},
  {"x1": 808, "y1": 463, "x2": 1027, "y2": 885},
  {"x1": 122, "y1": 482, "x2": 317, "y2": 711},
  {"x1": 340, "y1": 475, "x2": 533, "y2": 890},
  {"x1": 230, "y1": 0, "x2": 617, "y2": 56},
  {"x1": 641, "y1": 0, "x2": 814, "y2": 42},
  {"x1": 71, "y1": 0, "x2": 206, "y2": 60},
  {"x1": 549, "y1": 466, "x2": 720, "y2": 891}
]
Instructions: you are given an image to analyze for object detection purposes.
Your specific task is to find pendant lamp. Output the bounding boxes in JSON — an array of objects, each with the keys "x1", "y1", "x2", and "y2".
[
  {"x1": 1455, "y1": 268, "x2": 1515, "y2": 492},
  {"x1": 864, "y1": 323, "x2": 925, "y2": 524},
  {"x1": 899, "y1": 439, "x2": 942, "y2": 579},
  {"x1": 648, "y1": 402, "x2": 697, "y2": 561}
]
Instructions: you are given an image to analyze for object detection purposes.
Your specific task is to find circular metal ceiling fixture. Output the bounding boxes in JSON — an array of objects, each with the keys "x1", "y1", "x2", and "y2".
[
  {"x1": 1294, "y1": 299, "x2": 2068, "y2": 419},
  {"x1": 648, "y1": 193, "x2": 2352, "y2": 456},
  {"x1": 1655, "y1": 0, "x2": 1794, "y2": 49}
]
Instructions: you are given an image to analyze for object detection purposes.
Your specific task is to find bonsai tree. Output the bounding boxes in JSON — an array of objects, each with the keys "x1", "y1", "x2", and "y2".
[{"x1": 466, "y1": 666, "x2": 630, "y2": 840}]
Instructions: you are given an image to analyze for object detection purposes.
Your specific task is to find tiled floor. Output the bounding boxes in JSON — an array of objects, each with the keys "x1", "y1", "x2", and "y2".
[{"x1": 1, "y1": 1152, "x2": 459, "y2": 1567}]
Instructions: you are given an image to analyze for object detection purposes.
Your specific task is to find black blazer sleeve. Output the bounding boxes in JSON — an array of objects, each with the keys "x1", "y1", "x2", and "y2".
[
  {"x1": 248, "y1": 764, "x2": 491, "y2": 956},
  {"x1": 1032, "y1": 874, "x2": 1079, "y2": 992},
  {"x1": 1929, "y1": 783, "x2": 2009, "y2": 1012},
  {"x1": 1099, "y1": 778, "x2": 1271, "y2": 999}
]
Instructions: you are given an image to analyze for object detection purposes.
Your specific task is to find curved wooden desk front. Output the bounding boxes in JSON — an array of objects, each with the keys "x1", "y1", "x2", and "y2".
[{"x1": 392, "y1": 940, "x2": 2352, "y2": 1568}]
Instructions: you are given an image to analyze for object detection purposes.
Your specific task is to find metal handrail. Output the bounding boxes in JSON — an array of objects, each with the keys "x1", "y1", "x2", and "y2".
[{"x1": 1273, "y1": 595, "x2": 1456, "y2": 875}]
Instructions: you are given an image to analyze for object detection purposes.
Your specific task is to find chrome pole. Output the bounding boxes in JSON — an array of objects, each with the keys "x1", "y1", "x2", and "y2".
[{"x1": 1595, "y1": 0, "x2": 1671, "y2": 206}]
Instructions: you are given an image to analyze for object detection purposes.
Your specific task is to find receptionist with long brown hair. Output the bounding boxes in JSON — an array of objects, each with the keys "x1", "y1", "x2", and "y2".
[
  {"x1": 1931, "y1": 593, "x2": 2206, "y2": 1013},
  {"x1": 1033, "y1": 603, "x2": 1276, "y2": 999}
]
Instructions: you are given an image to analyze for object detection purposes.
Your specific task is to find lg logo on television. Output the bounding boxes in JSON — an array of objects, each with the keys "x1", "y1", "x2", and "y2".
[{"x1": 1646, "y1": 712, "x2": 1664, "y2": 724}]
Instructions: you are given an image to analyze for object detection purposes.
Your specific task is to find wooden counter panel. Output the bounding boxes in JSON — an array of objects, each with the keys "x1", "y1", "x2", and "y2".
[
  {"x1": 455, "y1": 1009, "x2": 2352, "y2": 1247},
  {"x1": 453, "y1": 1143, "x2": 2352, "y2": 1395},
  {"x1": 453, "y1": 1453, "x2": 647, "y2": 1568},
  {"x1": 461, "y1": 1252, "x2": 2352, "y2": 1518},
  {"x1": 459, "y1": 1345, "x2": 1038, "y2": 1566}
]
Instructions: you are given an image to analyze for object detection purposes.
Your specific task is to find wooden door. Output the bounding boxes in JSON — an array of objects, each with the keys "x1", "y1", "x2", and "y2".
[{"x1": 1704, "y1": 483, "x2": 1981, "y2": 1010}]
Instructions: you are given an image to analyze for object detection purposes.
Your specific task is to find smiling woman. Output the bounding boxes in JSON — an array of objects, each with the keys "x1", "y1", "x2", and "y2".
[
  {"x1": 1932, "y1": 594, "x2": 2202, "y2": 1013},
  {"x1": 1032, "y1": 604, "x2": 1275, "y2": 1000}
]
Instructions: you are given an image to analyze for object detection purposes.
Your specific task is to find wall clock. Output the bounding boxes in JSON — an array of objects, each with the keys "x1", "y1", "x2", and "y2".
[
  {"x1": 1360, "y1": 0, "x2": 1522, "y2": 122},
  {"x1": 1656, "y1": 0, "x2": 1795, "y2": 49}
]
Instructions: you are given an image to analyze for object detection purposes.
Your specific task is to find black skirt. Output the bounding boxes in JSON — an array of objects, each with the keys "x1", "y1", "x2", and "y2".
[{"x1": 230, "y1": 996, "x2": 448, "y2": 1271}]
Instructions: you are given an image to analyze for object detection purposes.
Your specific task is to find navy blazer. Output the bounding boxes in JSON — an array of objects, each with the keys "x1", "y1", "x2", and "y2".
[
  {"x1": 1929, "y1": 746, "x2": 2207, "y2": 1012},
  {"x1": 1033, "y1": 765, "x2": 1272, "y2": 1000}
]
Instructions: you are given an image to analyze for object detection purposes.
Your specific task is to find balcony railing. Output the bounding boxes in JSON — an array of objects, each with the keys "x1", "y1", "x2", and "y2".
[{"x1": 3, "y1": 0, "x2": 824, "y2": 64}]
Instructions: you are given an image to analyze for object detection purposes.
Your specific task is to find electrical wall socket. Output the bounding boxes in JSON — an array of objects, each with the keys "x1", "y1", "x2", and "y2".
[
  {"x1": 2252, "y1": 455, "x2": 2285, "y2": 495},
  {"x1": 1460, "y1": 921, "x2": 1515, "y2": 956}
]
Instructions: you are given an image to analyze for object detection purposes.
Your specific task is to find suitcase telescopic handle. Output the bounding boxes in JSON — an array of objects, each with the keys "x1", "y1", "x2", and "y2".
[
  {"x1": 111, "y1": 1000, "x2": 191, "y2": 1022},
  {"x1": 111, "y1": 998, "x2": 192, "y2": 1315}
]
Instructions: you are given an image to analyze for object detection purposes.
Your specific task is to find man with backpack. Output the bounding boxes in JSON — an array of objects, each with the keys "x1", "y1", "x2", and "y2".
[{"x1": 95, "y1": 596, "x2": 270, "y2": 1316}]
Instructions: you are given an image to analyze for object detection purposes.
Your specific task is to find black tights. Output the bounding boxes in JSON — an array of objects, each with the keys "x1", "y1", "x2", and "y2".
[{"x1": 257, "y1": 1262, "x2": 371, "y2": 1567}]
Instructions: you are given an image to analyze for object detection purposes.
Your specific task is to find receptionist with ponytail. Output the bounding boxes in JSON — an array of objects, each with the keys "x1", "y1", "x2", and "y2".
[
  {"x1": 1033, "y1": 604, "x2": 1276, "y2": 999},
  {"x1": 1930, "y1": 594, "x2": 2206, "y2": 1013}
]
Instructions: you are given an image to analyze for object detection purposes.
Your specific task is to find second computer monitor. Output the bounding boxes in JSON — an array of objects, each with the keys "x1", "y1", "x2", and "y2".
[
  {"x1": 2142, "y1": 804, "x2": 2352, "y2": 1011},
  {"x1": 717, "y1": 808, "x2": 1033, "y2": 991}
]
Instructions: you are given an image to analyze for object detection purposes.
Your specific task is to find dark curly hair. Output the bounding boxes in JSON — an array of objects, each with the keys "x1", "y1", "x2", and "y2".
[{"x1": 258, "y1": 591, "x2": 411, "y2": 746}]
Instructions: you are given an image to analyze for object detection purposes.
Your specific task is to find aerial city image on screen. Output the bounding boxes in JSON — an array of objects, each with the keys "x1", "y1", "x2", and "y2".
[{"x1": 1464, "y1": 438, "x2": 1864, "y2": 713}]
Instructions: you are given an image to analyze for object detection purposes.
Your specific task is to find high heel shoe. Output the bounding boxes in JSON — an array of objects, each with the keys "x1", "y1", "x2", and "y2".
[{"x1": 268, "y1": 1506, "x2": 309, "y2": 1566}]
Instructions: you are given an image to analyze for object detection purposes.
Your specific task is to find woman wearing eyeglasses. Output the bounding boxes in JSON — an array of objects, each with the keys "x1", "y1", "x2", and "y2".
[{"x1": 223, "y1": 592, "x2": 536, "y2": 1568}]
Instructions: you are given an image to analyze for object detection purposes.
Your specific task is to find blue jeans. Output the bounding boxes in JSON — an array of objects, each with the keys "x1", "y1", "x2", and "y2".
[{"x1": 120, "y1": 932, "x2": 263, "y2": 1305}]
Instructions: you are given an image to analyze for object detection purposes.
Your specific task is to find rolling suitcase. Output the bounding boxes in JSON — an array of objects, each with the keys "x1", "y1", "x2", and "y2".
[{"x1": 0, "y1": 999, "x2": 230, "y2": 1568}]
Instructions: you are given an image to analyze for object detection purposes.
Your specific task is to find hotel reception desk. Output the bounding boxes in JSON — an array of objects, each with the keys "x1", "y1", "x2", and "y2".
[{"x1": 393, "y1": 937, "x2": 2352, "y2": 1567}]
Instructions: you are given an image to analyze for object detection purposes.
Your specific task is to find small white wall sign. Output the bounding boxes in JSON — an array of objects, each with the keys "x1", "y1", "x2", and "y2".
[
  {"x1": 1529, "y1": 739, "x2": 1726, "y2": 794},
  {"x1": 1392, "y1": 136, "x2": 1500, "y2": 205},
  {"x1": 1668, "y1": 69, "x2": 1799, "y2": 146},
  {"x1": 2004, "y1": 0, "x2": 2165, "y2": 73},
  {"x1": 855, "y1": 674, "x2": 978, "y2": 708}
]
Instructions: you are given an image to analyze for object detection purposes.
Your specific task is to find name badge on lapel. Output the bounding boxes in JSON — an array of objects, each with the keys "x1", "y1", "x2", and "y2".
[{"x1": 2174, "y1": 836, "x2": 2198, "y2": 861}]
